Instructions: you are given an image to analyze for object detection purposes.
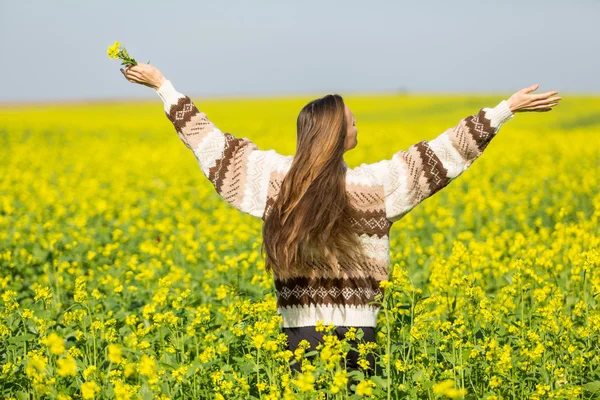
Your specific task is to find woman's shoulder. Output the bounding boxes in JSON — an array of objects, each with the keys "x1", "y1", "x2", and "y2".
[
  {"x1": 269, "y1": 156, "x2": 386, "y2": 187},
  {"x1": 345, "y1": 161, "x2": 387, "y2": 187},
  {"x1": 269, "y1": 151, "x2": 294, "y2": 173}
]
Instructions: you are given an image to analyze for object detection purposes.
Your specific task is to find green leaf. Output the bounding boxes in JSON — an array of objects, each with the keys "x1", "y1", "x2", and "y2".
[
  {"x1": 370, "y1": 375, "x2": 388, "y2": 389},
  {"x1": 15, "y1": 391, "x2": 29, "y2": 400},
  {"x1": 159, "y1": 361, "x2": 176, "y2": 370},
  {"x1": 421, "y1": 380, "x2": 434, "y2": 390},
  {"x1": 8, "y1": 333, "x2": 35, "y2": 344},
  {"x1": 583, "y1": 381, "x2": 600, "y2": 394},
  {"x1": 185, "y1": 360, "x2": 201, "y2": 378}
]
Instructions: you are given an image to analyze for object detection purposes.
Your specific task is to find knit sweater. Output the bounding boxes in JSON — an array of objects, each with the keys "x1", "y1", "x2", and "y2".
[{"x1": 155, "y1": 80, "x2": 515, "y2": 328}]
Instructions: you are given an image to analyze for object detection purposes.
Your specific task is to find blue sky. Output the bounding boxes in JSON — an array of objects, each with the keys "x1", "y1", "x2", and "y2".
[{"x1": 1, "y1": 0, "x2": 598, "y2": 102}]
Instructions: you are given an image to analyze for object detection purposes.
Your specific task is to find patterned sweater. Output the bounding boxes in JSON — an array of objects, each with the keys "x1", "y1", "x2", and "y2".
[{"x1": 155, "y1": 80, "x2": 515, "y2": 328}]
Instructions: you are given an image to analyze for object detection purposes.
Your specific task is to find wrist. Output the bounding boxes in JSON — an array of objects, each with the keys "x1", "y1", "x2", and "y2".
[
  {"x1": 506, "y1": 99, "x2": 516, "y2": 113},
  {"x1": 153, "y1": 75, "x2": 167, "y2": 90},
  {"x1": 484, "y1": 99, "x2": 515, "y2": 129}
]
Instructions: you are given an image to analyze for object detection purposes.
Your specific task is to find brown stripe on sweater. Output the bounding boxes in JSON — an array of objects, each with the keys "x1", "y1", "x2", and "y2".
[
  {"x1": 393, "y1": 147, "x2": 427, "y2": 207},
  {"x1": 310, "y1": 255, "x2": 363, "y2": 275},
  {"x1": 447, "y1": 119, "x2": 480, "y2": 163},
  {"x1": 275, "y1": 288, "x2": 384, "y2": 307},
  {"x1": 167, "y1": 97, "x2": 199, "y2": 134},
  {"x1": 464, "y1": 109, "x2": 495, "y2": 153},
  {"x1": 266, "y1": 175, "x2": 284, "y2": 201},
  {"x1": 186, "y1": 113, "x2": 214, "y2": 140},
  {"x1": 262, "y1": 177, "x2": 284, "y2": 220},
  {"x1": 219, "y1": 137, "x2": 253, "y2": 209},
  {"x1": 165, "y1": 109, "x2": 191, "y2": 150},
  {"x1": 208, "y1": 133, "x2": 256, "y2": 194},
  {"x1": 349, "y1": 208, "x2": 391, "y2": 238},
  {"x1": 166, "y1": 98, "x2": 215, "y2": 150},
  {"x1": 414, "y1": 141, "x2": 450, "y2": 196},
  {"x1": 274, "y1": 275, "x2": 384, "y2": 307},
  {"x1": 275, "y1": 275, "x2": 380, "y2": 290},
  {"x1": 345, "y1": 181, "x2": 386, "y2": 213},
  {"x1": 276, "y1": 287, "x2": 383, "y2": 307}
]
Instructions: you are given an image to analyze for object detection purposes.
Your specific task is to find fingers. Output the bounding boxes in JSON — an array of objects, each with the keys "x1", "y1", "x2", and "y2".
[
  {"x1": 530, "y1": 96, "x2": 562, "y2": 107},
  {"x1": 523, "y1": 103, "x2": 558, "y2": 112},
  {"x1": 521, "y1": 83, "x2": 539, "y2": 94},
  {"x1": 521, "y1": 84, "x2": 560, "y2": 100},
  {"x1": 126, "y1": 70, "x2": 143, "y2": 79},
  {"x1": 523, "y1": 107, "x2": 552, "y2": 112},
  {"x1": 120, "y1": 68, "x2": 135, "y2": 83},
  {"x1": 120, "y1": 68, "x2": 132, "y2": 82},
  {"x1": 531, "y1": 90, "x2": 559, "y2": 100},
  {"x1": 126, "y1": 64, "x2": 140, "y2": 73},
  {"x1": 119, "y1": 64, "x2": 159, "y2": 88},
  {"x1": 128, "y1": 64, "x2": 151, "y2": 74},
  {"x1": 120, "y1": 68, "x2": 143, "y2": 83}
]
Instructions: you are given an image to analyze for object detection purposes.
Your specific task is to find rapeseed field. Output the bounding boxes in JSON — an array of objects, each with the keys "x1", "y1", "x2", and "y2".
[{"x1": 1, "y1": 93, "x2": 599, "y2": 399}]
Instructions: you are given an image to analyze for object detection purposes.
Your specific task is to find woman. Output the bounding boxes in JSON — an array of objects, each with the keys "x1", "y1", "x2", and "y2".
[{"x1": 120, "y1": 64, "x2": 560, "y2": 389}]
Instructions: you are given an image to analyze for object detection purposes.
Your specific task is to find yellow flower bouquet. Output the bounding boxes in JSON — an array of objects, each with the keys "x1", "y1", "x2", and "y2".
[{"x1": 107, "y1": 41, "x2": 149, "y2": 66}]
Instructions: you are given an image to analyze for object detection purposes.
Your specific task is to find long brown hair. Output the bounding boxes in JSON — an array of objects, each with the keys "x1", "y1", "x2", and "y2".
[{"x1": 261, "y1": 94, "x2": 366, "y2": 276}]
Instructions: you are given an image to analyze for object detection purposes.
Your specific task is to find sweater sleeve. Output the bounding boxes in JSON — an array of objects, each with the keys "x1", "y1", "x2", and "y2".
[
  {"x1": 361, "y1": 100, "x2": 515, "y2": 223},
  {"x1": 155, "y1": 80, "x2": 289, "y2": 218}
]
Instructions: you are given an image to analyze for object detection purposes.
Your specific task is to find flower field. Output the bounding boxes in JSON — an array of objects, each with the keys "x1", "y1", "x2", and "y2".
[{"x1": 1, "y1": 93, "x2": 599, "y2": 399}]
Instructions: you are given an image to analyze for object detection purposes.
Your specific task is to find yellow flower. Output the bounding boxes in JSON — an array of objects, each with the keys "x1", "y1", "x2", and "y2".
[
  {"x1": 356, "y1": 379, "x2": 375, "y2": 396},
  {"x1": 124, "y1": 363, "x2": 136, "y2": 378},
  {"x1": 344, "y1": 327, "x2": 357, "y2": 341},
  {"x1": 57, "y1": 356, "x2": 77, "y2": 377},
  {"x1": 83, "y1": 365, "x2": 97, "y2": 380},
  {"x1": 315, "y1": 320, "x2": 335, "y2": 333},
  {"x1": 138, "y1": 354, "x2": 157, "y2": 378},
  {"x1": 292, "y1": 371, "x2": 315, "y2": 392},
  {"x1": 171, "y1": 365, "x2": 188, "y2": 383},
  {"x1": 252, "y1": 334, "x2": 266, "y2": 350},
  {"x1": 125, "y1": 314, "x2": 138, "y2": 326},
  {"x1": 216, "y1": 285, "x2": 229, "y2": 300},
  {"x1": 315, "y1": 320, "x2": 325, "y2": 332},
  {"x1": 42, "y1": 332, "x2": 65, "y2": 355},
  {"x1": 81, "y1": 381, "x2": 101, "y2": 399},
  {"x1": 33, "y1": 285, "x2": 53, "y2": 302},
  {"x1": 330, "y1": 370, "x2": 348, "y2": 394},
  {"x1": 379, "y1": 280, "x2": 393, "y2": 290},
  {"x1": 432, "y1": 379, "x2": 467, "y2": 399},
  {"x1": 108, "y1": 344, "x2": 122, "y2": 364},
  {"x1": 107, "y1": 41, "x2": 121, "y2": 59},
  {"x1": 138, "y1": 340, "x2": 151, "y2": 349},
  {"x1": 489, "y1": 375, "x2": 502, "y2": 388},
  {"x1": 25, "y1": 351, "x2": 47, "y2": 378}
]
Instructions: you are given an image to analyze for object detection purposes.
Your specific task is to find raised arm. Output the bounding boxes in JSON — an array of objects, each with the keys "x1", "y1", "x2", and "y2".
[
  {"x1": 355, "y1": 84, "x2": 560, "y2": 223},
  {"x1": 379, "y1": 100, "x2": 514, "y2": 223},
  {"x1": 156, "y1": 80, "x2": 291, "y2": 218},
  {"x1": 120, "y1": 64, "x2": 290, "y2": 218}
]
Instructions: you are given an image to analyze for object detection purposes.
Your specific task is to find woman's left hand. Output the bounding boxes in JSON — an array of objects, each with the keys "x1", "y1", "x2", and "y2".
[{"x1": 120, "y1": 63, "x2": 166, "y2": 90}]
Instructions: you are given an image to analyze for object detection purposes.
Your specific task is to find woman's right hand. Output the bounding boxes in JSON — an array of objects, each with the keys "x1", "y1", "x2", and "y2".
[
  {"x1": 120, "y1": 63, "x2": 166, "y2": 90},
  {"x1": 506, "y1": 84, "x2": 561, "y2": 113}
]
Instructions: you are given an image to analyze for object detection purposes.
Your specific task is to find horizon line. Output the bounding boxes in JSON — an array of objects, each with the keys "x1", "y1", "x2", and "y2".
[{"x1": 1, "y1": 88, "x2": 597, "y2": 108}]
